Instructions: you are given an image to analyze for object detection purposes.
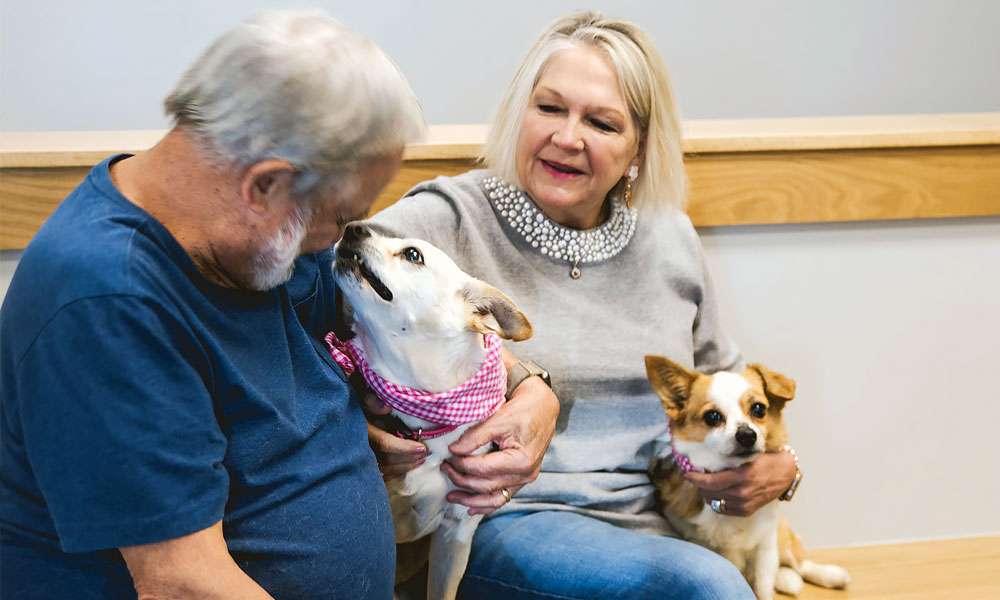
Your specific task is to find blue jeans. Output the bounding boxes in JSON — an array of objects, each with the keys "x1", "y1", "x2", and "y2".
[{"x1": 456, "y1": 511, "x2": 754, "y2": 600}]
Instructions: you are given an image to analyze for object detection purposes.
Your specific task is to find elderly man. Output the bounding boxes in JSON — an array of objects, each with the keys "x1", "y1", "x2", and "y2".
[{"x1": 0, "y1": 11, "x2": 423, "y2": 599}]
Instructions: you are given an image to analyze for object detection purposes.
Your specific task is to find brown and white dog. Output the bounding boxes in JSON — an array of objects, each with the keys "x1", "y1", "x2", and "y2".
[
  {"x1": 334, "y1": 223, "x2": 532, "y2": 600},
  {"x1": 644, "y1": 356, "x2": 849, "y2": 599}
]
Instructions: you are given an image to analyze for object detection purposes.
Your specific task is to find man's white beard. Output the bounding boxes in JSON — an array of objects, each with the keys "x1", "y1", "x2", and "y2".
[{"x1": 250, "y1": 205, "x2": 310, "y2": 291}]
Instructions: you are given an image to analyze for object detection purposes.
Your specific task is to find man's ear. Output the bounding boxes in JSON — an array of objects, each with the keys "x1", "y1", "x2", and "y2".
[
  {"x1": 239, "y1": 160, "x2": 297, "y2": 214},
  {"x1": 748, "y1": 363, "x2": 796, "y2": 407},
  {"x1": 462, "y1": 279, "x2": 533, "y2": 342},
  {"x1": 645, "y1": 355, "x2": 696, "y2": 417}
]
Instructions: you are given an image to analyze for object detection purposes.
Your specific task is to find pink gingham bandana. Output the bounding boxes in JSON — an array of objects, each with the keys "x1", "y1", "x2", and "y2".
[
  {"x1": 324, "y1": 331, "x2": 507, "y2": 427},
  {"x1": 667, "y1": 419, "x2": 704, "y2": 474}
]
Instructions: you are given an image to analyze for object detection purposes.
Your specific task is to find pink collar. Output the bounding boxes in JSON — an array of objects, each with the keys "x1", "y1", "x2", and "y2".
[
  {"x1": 393, "y1": 423, "x2": 459, "y2": 441},
  {"x1": 667, "y1": 419, "x2": 704, "y2": 474},
  {"x1": 324, "y1": 331, "x2": 506, "y2": 433}
]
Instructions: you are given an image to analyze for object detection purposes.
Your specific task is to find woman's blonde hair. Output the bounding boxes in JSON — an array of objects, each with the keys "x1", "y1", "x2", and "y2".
[{"x1": 482, "y1": 11, "x2": 686, "y2": 212}]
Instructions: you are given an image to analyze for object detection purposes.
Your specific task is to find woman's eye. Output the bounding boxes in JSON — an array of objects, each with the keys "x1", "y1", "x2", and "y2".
[
  {"x1": 590, "y1": 118, "x2": 616, "y2": 132},
  {"x1": 538, "y1": 104, "x2": 562, "y2": 114},
  {"x1": 750, "y1": 403, "x2": 767, "y2": 419},
  {"x1": 703, "y1": 410, "x2": 724, "y2": 427},
  {"x1": 401, "y1": 247, "x2": 424, "y2": 265}
]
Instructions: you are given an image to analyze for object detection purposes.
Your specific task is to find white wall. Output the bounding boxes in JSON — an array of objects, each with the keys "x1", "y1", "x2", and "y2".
[
  {"x1": 702, "y1": 217, "x2": 1000, "y2": 547},
  {"x1": 2, "y1": 0, "x2": 999, "y2": 548},
  {"x1": 0, "y1": 252, "x2": 19, "y2": 300},
  {"x1": 2, "y1": 0, "x2": 999, "y2": 130}
]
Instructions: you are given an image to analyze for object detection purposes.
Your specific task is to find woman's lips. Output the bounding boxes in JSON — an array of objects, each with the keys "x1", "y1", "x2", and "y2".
[{"x1": 540, "y1": 159, "x2": 584, "y2": 179}]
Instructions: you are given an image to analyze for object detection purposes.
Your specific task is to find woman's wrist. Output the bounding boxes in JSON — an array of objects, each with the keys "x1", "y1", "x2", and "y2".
[{"x1": 778, "y1": 444, "x2": 803, "y2": 501}]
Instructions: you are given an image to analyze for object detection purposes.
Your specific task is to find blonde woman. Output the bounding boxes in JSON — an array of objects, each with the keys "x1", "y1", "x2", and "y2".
[{"x1": 370, "y1": 12, "x2": 795, "y2": 599}]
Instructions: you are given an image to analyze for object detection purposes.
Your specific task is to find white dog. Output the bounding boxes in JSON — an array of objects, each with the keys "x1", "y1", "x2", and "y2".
[{"x1": 329, "y1": 223, "x2": 532, "y2": 600}]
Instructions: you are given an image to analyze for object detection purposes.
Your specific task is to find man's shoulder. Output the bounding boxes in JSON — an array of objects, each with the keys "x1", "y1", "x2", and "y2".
[
  {"x1": 3, "y1": 187, "x2": 193, "y2": 363},
  {"x1": 15, "y1": 213, "x2": 170, "y2": 308}
]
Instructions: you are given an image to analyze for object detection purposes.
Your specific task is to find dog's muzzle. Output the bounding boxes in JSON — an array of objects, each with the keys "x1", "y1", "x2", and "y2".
[{"x1": 335, "y1": 232, "x2": 394, "y2": 302}]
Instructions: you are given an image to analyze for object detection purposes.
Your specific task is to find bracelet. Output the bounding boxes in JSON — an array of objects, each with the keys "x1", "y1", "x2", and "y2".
[
  {"x1": 505, "y1": 360, "x2": 551, "y2": 400},
  {"x1": 779, "y1": 444, "x2": 802, "y2": 502}
]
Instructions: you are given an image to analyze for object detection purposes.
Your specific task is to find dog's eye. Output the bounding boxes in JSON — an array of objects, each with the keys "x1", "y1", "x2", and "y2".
[
  {"x1": 750, "y1": 402, "x2": 767, "y2": 419},
  {"x1": 703, "y1": 410, "x2": 724, "y2": 427},
  {"x1": 401, "y1": 247, "x2": 424, "y2": 265}
]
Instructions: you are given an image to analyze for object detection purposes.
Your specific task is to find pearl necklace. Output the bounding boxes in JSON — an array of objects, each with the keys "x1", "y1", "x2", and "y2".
[{"x1": 483, "y1": 175, "x2": 638, "y2": 279}]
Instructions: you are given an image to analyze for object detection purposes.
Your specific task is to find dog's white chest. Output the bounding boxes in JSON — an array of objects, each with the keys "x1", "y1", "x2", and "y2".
[{"x1": 691, "y1": 501, "x2": 780, "y2": 552}]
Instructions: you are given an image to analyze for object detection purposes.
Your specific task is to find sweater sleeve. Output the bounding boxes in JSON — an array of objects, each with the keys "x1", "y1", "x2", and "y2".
[
  {"x1": 665, "y1": 211, "x2": 744, "y2": 373},
  {"x1": 691, "y1": 254, "x2": 745, "y2": 373},
  {"x1": 368, "y1": 184, "x2": 464, "y2": 257}
]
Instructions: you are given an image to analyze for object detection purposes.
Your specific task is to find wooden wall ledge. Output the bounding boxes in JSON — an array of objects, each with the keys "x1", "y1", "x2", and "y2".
[
  {"x1": 2, "y1": 113, "x2": 1000, "y2": 249},
  {"x1": 3, "y1": 113, "x2": 1000, "y2": 168}
]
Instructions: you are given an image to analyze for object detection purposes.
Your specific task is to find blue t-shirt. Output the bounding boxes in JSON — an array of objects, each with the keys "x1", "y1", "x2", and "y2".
[{"x1": 0, "y1": 155, "x2": 394, "y2": 599}]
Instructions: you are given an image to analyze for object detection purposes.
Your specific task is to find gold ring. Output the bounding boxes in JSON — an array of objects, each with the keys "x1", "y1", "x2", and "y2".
[{"x1": 499, "y1": 487, "x2": 512, "y2": 502}]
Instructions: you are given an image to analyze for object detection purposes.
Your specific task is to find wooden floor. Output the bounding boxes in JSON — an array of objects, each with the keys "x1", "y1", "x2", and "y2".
[{"x1": 793, "y1": 536, "x2": 1000, "y2": 600}]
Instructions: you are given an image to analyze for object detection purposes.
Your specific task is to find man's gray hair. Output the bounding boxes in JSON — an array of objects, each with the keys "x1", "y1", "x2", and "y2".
[{"x1": 165, "y1": 10, "x2": 424, "y2": 197}]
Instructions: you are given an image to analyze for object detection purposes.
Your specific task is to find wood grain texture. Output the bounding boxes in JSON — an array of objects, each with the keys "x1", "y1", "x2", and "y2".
[
  {"x1": 3, "y1": 146, "x2": 999, "y2": 249},
  {"x1": 1, "y1": 167, "x2": 90, "y2": 249},
  {"x1": 5, "y1": 114, "x2": 999, "y2": 167},
  {"x1": 685, "y1": 145, "x2": 1000, "y2": 227},
  {"x1": 681, "y1": 113, "x2": 1000, "y2": 153},
  {"x1": 796, "y1": 536, "x2": 1000, "y2": 600}
]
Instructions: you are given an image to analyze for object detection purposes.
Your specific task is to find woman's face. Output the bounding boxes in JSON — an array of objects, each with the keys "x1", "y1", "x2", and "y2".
[{"x1": 515, "y1": 44, "x2": 640, "y2": 230}]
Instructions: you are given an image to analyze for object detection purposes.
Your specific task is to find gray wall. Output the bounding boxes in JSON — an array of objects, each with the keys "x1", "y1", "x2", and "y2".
[
  {"x1": 2, "y1": 0, "x2": 999, "y2": 130},
  {"x1": 2, "y1": 1, "x2": 999, "y2": 549}
]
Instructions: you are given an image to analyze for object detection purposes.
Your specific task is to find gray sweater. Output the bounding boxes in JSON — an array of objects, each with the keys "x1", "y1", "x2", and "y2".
[{"x1": 370, "y1": 170, "x2": 742, "y2": 535}]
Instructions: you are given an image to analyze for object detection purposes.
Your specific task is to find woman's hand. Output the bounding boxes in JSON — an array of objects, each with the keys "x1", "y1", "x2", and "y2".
[
  {"x1": 442, "y1": 377, "x2": 559, "y2": 516},
  {"x1": 684, "y1": 450, "x2": 797, "y2": 517},
  {"x1": 363, "y1": 392, "x2": 427, "y2": 480}
]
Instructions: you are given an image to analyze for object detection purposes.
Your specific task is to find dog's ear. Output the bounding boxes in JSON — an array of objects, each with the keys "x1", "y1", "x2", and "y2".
[
  {"x1": 462, "y1": 280, "x2": 533, "y2": 342},
  {"x1": 645, "y1": 355, "x2": 697, "y2": 417},
  {"x1": 748, "y1": 363, "x2": 796, "y2": 409}
]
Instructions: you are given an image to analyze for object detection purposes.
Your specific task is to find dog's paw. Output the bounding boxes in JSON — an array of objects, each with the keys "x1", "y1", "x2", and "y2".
[
  {"x1": 800, "y1": 560, "x2": 851, "y2": 589},
  {"x1": 774, "y1": 566, "x2": 803, "y2": 596}
]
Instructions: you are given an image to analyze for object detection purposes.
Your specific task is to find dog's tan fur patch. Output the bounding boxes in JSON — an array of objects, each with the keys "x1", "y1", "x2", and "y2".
[
  {"x1": 777, "y1": 516, "x2": 807, "y2": 570},
  {"x1": 743, "y1": 365, "x2": 792, "y2": 451},
  {"x1": 649, "y1": 457, "x2": 704, "y2": 520},
  {"x1": 462, "y1": 282, "x2": 532, "y2": 342},
  {"x1": 645, "y1": 356, "x2": 717, "y2": 443}
]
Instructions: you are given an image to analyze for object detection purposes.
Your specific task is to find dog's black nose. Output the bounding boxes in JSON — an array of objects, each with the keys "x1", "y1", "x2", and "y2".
[
  {"x1": 735, "y1": 426, "x2": 757, "y2": 449},
  {"x1": 342, "y1": 223, "x2": 371, "y2": 244}
]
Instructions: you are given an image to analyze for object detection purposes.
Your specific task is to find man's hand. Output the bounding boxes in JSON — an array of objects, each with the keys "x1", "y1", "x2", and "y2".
[
  {"x1": 363, "y1": 392, "x2": 427, "y2": 480},
  {"x1": 684, "y1": 450, "x2": 797, "y2": 516},
  {"x1": 442, "y1": 376, "x2": 559, "y2": 516}
]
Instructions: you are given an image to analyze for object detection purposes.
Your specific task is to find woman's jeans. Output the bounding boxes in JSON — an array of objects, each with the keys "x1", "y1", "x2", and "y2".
[{"x1": 456, "y1": 510, "x2": 755, "y2": 600}]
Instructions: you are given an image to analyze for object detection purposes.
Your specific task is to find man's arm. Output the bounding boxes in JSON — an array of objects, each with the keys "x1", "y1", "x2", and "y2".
[{"x1": 120, "y1": 521, "x2": 273, "y2": 600}]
